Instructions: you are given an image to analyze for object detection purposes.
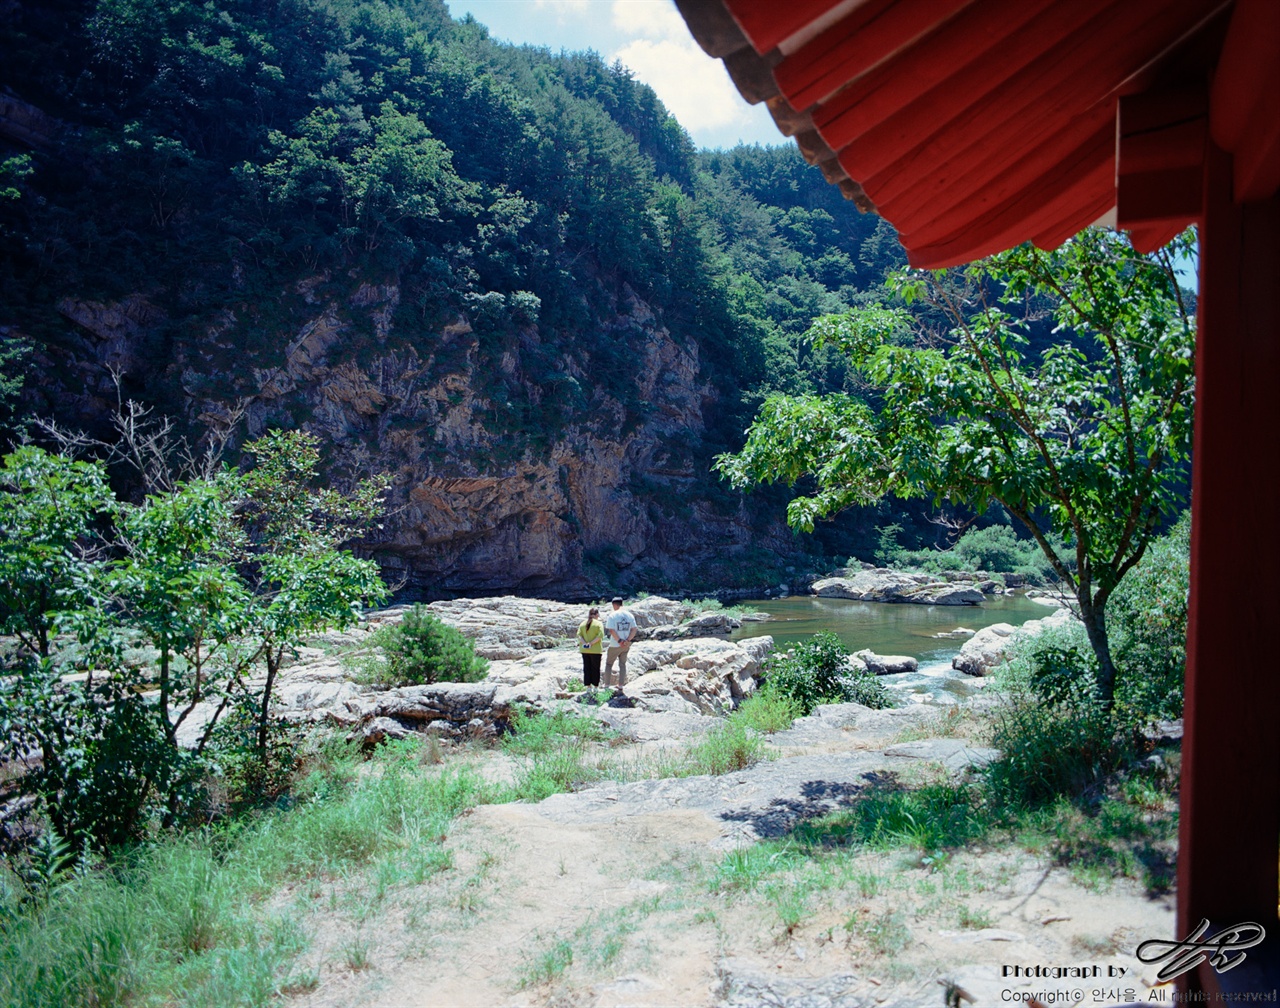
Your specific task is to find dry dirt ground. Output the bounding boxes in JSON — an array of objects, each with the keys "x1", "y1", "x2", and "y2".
[{"x1": 287, "y1": 704, "x2": 1177, "y2": 1008}]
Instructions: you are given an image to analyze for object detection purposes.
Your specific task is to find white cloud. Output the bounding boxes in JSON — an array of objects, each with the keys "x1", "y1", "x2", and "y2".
[
  {"x1": 611, "y1": 38, "x2": 752, "y2": 132},
  {"x1": 609, "y1": 0, "x2": 687, "y2": 40},
  {"x1": 533, "y1": 0, "x2": 590, "y2": 19}
]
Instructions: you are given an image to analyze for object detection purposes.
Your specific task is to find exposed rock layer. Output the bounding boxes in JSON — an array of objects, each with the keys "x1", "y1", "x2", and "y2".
[{"x1": 30, "y1": 280, "x2": 811, "y2": 595}]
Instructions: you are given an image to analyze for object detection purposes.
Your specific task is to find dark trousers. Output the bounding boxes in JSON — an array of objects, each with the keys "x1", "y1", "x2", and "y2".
[{"x1": 581, "y1": 652, "x2": 601, "y2": 687}]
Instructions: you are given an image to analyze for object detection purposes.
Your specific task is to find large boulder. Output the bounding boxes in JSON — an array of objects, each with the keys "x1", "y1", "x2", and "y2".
[
  {"x1": 621, "y1": 636, "x2": 773, "y2": 715},
  {"x1": 854, "y1": 649, "x2": 919, "y2": 675},
  {"x1": 422, "y1": 596, "x2": 589, "y2": 660},
  {"x1": 810, "y1": 570, "x2": 982, "y2": 605},
  {"x1": 416, "y1": 595, "x2": 700, "y2": 657},
  {"x1": 951, "y1": 623, "x2": 1018, "y2": 676},
  {"x1": 904, "y1": 582, "x2": 985, "y2": 605},
  {"x1": 952, "y1": 606, "x2": 1077, "y2": 676},
  {"x1": 647, "y1": 610, "x2": 743, "y2": 639},
  {"x1": 628, "y1": 596, "x2": 692, "y2": 628}
]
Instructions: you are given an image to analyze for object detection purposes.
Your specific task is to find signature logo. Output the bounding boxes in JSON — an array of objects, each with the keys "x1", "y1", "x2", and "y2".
[{"x1": 1136, "y1": 919, "x2": 1266, "y2": 982}]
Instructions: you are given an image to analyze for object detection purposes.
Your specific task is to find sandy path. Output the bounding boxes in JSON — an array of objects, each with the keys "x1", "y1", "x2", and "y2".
[{"x1": 291, "y1": 705, "x2": 1177, "y2": 1008}]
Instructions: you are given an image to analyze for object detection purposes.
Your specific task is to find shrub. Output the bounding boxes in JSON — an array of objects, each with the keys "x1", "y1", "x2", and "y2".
[
  {"x1": 988, "y1": 628, "x2": 1132, "y2": 809},
  {"x1": 872, "y1": 523, "x2": 904, "y2": 566},
  {"x1": 763, "y1": 632, "x2": 893, "y2": 715},
  {"x1": 1109, "y1": 513, "x2": 1188, "y2": 721},
  {"x1": 986, "y1": 697, "x2": 1123, "y2": 810},
  {"x1": 366, "y1": 606, "x2": 488, "y2": 686},
  {"x1": 204, "y1": 700, "x2": 307, "y2": 810},
  {"x1": 0, "y1": 656, "x2": 180, "y2": 850},
  {"x1": 895, "y1": 522, "x2": 1071, "y2": 583}
]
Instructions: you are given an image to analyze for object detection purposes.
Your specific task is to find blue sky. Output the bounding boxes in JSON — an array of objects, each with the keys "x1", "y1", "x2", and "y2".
[{"x1": 442, "y1": 0, "x2": 785, "y2": 149}]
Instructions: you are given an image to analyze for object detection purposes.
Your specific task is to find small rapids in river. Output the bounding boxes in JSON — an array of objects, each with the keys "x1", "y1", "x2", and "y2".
[{"x1": 729, "y1": 592, "x2": 1057, "y2": 704}]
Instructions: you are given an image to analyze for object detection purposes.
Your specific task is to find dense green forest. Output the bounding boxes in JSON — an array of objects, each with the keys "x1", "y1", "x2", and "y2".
[{"x1": 0, "y1": 0, "x2": 913, "y2": 593}]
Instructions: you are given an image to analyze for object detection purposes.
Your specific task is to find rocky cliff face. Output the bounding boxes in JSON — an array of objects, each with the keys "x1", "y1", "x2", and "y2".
[{"x1": 29, "y1": 272, "x2": 805, "y2": 596}]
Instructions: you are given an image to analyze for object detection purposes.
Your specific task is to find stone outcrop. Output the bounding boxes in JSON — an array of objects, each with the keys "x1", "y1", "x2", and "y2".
[
  {"x1": 365, "y1": 595, "x2": 747, "y2": 660},
  {"x1": 811, "y1": 571, "x2": 984, "y2": 605},
  {"x1": 952, "y1": 606, "x2": 1077, "y2": 676},
  {"x1": 206, "y1": 631, "x2": 775, "y2": 743},
  {"x1": 620, "y1": 637, "x2": 772, "y2": 715},
  {"x1": 416, "y1": 596, "x2": 592, "y2": 660},
  {"x1": 853, "y1": 649, "x2": 919, "y2": 675},
  {"x1": 479, "y1": 635, "x2": 772, "y2": 717},
  {"x1": 168, "y1": 596, "x2": 773, "y2": 744},
  {"x1": 647, "y1": 611, "x2": 743, "y2": 639}
]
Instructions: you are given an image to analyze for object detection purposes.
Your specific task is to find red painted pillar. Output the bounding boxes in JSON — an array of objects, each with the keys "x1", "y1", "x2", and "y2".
[{"x1": 1178, "y1": 140, "x2": 1280, "y2": 988}]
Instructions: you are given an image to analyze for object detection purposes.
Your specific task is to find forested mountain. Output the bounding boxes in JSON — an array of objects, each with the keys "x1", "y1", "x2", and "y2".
[{"x1": 0, "y1": 0, "x2": 906, "y2": 594}]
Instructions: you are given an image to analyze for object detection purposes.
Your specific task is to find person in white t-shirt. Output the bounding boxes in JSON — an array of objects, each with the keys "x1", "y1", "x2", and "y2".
[{"x1": 603, "y1": 596, "x2": 637, "y2": 692}]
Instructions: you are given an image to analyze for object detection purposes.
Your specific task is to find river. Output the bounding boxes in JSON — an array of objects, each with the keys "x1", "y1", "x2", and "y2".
[{"x1": 728, "y1": 592, "x2": 1052, "y2": 671}]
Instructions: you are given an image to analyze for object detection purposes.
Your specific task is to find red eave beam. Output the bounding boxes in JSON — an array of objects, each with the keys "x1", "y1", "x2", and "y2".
[{"x1": 1117, "y1": 87, "x2": 1206, "y2": 251}]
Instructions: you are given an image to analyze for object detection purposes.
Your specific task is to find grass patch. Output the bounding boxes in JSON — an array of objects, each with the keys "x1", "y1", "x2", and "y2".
[
  {"x1": 957, "y1": 904, "x2": 994, "y2": 929},
  {"x1": 670, "y1": 720, "x2": 768, "y2": 777},
  {"x1": 1015, "y1": 792, "x2": 1177, "y2": 893},
  {"x1": 0, "y1": 738, "x2": 488, "y2": 1008},
  {"x1": 845, "y1": 907, "x2": 911, "y2": 956},
  {"x1": 500, "y1": 708, "x2": 612, "y2": 757},
  {"x1": 515, "y1": 934, "x2": 575, "y2": 989},
  {"x1": 793, "y1": 780, "x2": 988, "y2": 853},
  {"x1": 710, "y1": 842, "x2": 800, "y2": 894},
  {"x1": 499, "y1": 708, "x2": 618, "y2": 802},
  {"x1": 889, "y1": 705, "x2": 985, "y2": 744},
  {"x1": 515, "y1": 892, "x2": 670, "y2": 990},
  {"x1": 682, "y1": 597, "x2": 761, "y2": 619}
]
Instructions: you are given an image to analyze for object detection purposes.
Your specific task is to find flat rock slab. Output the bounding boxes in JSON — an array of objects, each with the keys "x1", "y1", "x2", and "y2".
[
  {"x1": 534, "y1": 749, "x2": 919, "y2": 849},
  {"x1": 811, "y1": 572, "x2": 983, "y2": 605},
  {"x1": 715, "y1": 958, "x2": 921, "y2": 1008},
  {"x1": 768, "y1": 702, "x2": 945, "y2": 749},
  {"x1": 881, "y1": 738, "x2": 1000, "y2": 772},
  {"x1": 592, "y1": 707, "x2": 718, "y2": 742}
]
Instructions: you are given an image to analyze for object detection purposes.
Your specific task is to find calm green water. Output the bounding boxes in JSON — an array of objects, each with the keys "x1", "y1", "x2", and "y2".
[{"x1": 729, "y1": 593, "x2": 1053, "y2": 671}]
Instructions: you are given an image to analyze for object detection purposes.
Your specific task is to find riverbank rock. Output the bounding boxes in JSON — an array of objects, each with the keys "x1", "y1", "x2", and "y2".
[
  {"x1": 854, "y1": 649, "x2": 918, "y2": 675},
  {"x1": 810, "y1": 571, "x2": 983, "y2": 605},
  {"x1": 647, "y1": 611, "x2": 743, "y2": 639},
  {"x1": 421, "y1": 596, "x2": 603, "y2": 660},
  {"x1": 250, "y1": 633, "x2": 779, "y2": 739},
  {"x1": 1025, "y1": 589, "x2": 1071, "y2": 607},
  {"x1": 620, "y1": 636, "x2": 773, "y2": 715},
  {"x1": 414, "y1": 595, "x2": 740, "y2": 657},
  {"x1": 952, "y1": 606, "x2": 1077, "y2": 676}
]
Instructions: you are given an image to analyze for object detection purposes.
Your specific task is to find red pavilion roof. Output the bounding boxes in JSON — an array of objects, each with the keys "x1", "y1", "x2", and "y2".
[{"x1": 676, "y1": 0, "x2": 1280, "y2": 267}]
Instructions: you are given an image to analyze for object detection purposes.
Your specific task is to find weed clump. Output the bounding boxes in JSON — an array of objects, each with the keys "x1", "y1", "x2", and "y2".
[
  {"x1": 678, "y1": 721, "x2": 767, "y2": 776},
  {"x1": 730, "y1": 690, "x2": 801, "y2": 734}
]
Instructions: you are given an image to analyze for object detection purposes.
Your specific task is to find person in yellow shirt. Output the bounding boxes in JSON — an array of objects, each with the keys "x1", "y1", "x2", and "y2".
[{"x1": 575, "y1": 606, "x2": 604, "y2": 689}]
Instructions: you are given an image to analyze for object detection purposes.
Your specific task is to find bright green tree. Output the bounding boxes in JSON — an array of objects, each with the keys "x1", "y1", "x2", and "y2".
[
  {"x1": 232, "y1": 429, "x2": 388, "y2": 761},
  {"x1": 109, "y1": 477, "x2": 250, "y2": 823},
  {"x1": 369, "y1": 604, "x2": 488, "y2": 687},
  {"x1": 0, "y1": 447, "x2": 169, "y2": 846},
  {"x1": 718, "y1": 229, "x2": 1195, "y2": 707},
  {"x1": 0, "y1": 446, "x2": 116, "y2": 658}
]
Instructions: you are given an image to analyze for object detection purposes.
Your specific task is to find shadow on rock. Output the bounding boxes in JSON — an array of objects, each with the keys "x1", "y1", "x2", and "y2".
[{"x1": 717, "y1": 771, "x2": 902, "y2": 839}]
